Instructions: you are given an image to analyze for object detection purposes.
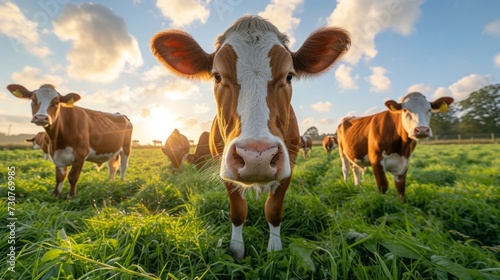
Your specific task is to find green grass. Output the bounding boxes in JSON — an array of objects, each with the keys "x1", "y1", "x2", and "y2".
[{"x1": 0, "y1": 144, "x2": 499, "y2": 279}]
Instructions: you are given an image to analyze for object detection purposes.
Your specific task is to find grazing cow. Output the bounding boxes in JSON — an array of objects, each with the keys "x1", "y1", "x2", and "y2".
[
  {"x1": 26, "y1": 131, "x2": 50, "y2": 160},
  {"x1": 337, "y1": 92, "x2": 454, "y2": 201},
  {"x1": 7, "y1": 84, "x2": 133, "y2": 199},
  {"x1": 298, "y1": 134, "x2": 313, "y2": 158},
  {"x1": 161, "y1": 129, "x2": 190, "y2": 172},
  {"x1": 186, "y1": 131, "x2": 211, "y2": 170},
  {"x1": 322, "y1": 135, "x2": 338, "y2": 154},
  {"x1": 151, "y1": 15, "x2": 350, "y2": 259}
]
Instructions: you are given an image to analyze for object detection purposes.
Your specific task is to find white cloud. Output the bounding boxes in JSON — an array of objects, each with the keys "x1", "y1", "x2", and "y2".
[
  {"x1": 494, "y1": 52, "x2": 500, "y2": 67},
  {"x1": 300, "y1": 117, "x2": 315, "y2": 126},
  {"x1": 432, "y1": 74, "x2": 492, "y2": 102},
  {"x1": 363, "y1": 106, "x2": 379, "y2": 116},
  {"x1": 10, "y1": 66, "x2": 63, "y2": 89},
  {"x1": 258, "y1": 0, "x2": 303, "y2": 47},
  {"x1": 368, "y1": 66, "x2": 391, "y2": 92},
  {"x1": 311, "y1": 101, "x2": 332, "y2": 113},
  {"x1": 193, "y1": 103, "x2": 210, "y2": 114},
  {"x1": 156, "y1": 0, "x2": 210, "y2": 27},
  {"x1": 53, "y1": 3, "x2": 143, "y2": 83},
  {"x1": 0, "y1": 1, "x2": 50, "y2": 57},
  {"x1": 484, "y1": 20, "x2": 500, "y2": 36},
  {"x1": 327, "y1": 0, "x2": 423, "y2": 64},
  {"x1": 406, "y1": 83, "x2": 434, "y2": 94},
  {"x1": 335, "y1": 64, "x2": 358, "y2": 90}
]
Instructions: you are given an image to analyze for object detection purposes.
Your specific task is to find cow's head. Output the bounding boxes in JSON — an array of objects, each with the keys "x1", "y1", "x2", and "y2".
[
  {"x1": 7, "y1": 84, "x2": 81, "y2": 127},
  {"x1": 385, "y1": 92, "x2": 454, "y2": 140},
  {"x1": 151, "y1": 16, "x2": 350, "y2": 188}
]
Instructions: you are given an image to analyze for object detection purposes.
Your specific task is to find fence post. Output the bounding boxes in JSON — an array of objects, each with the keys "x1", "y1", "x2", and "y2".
[
  {"x1": 458, "y1": 134, "x2": 461, "y2": 142},
  {"x1": 492, "y1": 133, "x2": 495, "y2": 143}
]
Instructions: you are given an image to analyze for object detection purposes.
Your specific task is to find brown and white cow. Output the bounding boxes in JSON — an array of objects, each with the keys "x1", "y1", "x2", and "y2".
[
  {"x1": 337, "y1": 92, "x2": 454, "y2": 201},
  {"x1": 151, "y1": 15, "x2": 350, "y2": 259},
  {"x1": 7, "y1": 84, "x2": 133, "y2": 198},
  {"x1": 298, "y1": 134, "x2": 313, "y2": 158},
  {"x1": 161, "y1": 129, "x2": 190, "y2": 172},
  {"x1": 26, "y1": 131, "x2": 50, "y2": 160},
  {"x1": 322, "y1": 134, "x2": 338, "y2": 154},
  {"x1": 186, "y1": 131, "x2": 211, "y2": 170}
]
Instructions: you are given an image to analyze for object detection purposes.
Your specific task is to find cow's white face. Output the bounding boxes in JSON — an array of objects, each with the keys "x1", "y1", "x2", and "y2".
[
  {"x1": 7, "y1": 84, "x2": 81, "y2": 127},
  {"x1": 150, "y1": 16, "x2": 350, "y2": 190},
  {"x1": 386, "y1": 92, "x2": 454, "y2": 140},
  {"x1": 30, "y1": 85, "x2": 61, "y2": 127},
  {"x1": 214, "y1": 31, "x2": 293, "y2": 187}
]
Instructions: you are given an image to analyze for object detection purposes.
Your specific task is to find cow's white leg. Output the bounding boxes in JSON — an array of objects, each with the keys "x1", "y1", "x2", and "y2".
[
  {"x1": 107, "y1": 155, "x2": 119, "y2": 180},
  {"x1": 353, "y1": 166, "x2": 363, "y2": 186},
  {"x1": 230, "y1": 224, "x2": 244, "y2": 260},
  {"x1": 120, "y1": 153, "x2": 128, "y2": 180},
  {"x1": 340, "y1": 153, "x2": 350, "y2": 182},
  {"x1": 267, "y1": 222, "x2": 282, "y2": 252}
]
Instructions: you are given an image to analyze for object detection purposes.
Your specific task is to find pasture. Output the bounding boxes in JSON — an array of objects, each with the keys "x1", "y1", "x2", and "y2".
[{"x1": 0, "y1": 144, "x2": 499, "y2": 279}]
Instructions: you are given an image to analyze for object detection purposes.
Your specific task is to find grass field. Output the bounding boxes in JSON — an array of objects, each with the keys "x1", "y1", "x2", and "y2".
[{"x1": 0, "y1": 144, "x2": 499, "y2": 279}]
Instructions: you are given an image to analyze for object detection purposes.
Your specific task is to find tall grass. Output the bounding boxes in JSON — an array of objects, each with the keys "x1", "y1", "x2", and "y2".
[{"x1": 0, "y1": 144, "x2": 499, "y2": 279}]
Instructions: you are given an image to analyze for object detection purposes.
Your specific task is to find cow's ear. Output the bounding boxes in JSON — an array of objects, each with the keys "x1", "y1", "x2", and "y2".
[
  {"x1": 60, "y1": 93, "x2": 81, "y2": 108},
  {"x1": 385, "y1": 100, "x2": 402, "y2": 111},
  {"x1": 292, "y1": 27, "x2": 351, "y2": 75},
  {"x1": 7, "y1": 84, "x2": 32, "y2": 99},
  {"x1": 431, "y1": 97, "x2": 454, "y2": 112},
  {"x1": 151, "y1": 30, "x2": 213, "y2": 80}
]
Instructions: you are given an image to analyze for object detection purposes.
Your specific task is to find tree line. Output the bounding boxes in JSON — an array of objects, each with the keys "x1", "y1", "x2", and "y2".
[{"x1": 305, "y1": 84, "x2": 500, "y2": 140}]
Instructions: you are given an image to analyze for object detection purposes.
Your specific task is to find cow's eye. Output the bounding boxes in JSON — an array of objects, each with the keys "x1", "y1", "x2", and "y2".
[
  {"x1": 286, "y1": 73, "x2": 293, "y2": 83},
  {"x1": 52, "y1": 102, "x2": 59, "y2": 107},
  {"x1": 213, "y1": 73, "x2": 221, "y2": 83}
]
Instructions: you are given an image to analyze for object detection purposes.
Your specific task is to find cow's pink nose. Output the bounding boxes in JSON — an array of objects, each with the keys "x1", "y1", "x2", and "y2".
[
  {"x1": 414, "y1": 126, "x2": 430, "y2": 137},
  {"x1": 32, "y1": 114, "x2": 51, "y2": 126},
  {"x1": 228, "y1": 141, "x2": 283, "y2": 182}
]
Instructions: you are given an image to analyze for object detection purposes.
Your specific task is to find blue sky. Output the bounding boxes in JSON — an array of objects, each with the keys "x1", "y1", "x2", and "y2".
[{"x1": 1, "y1": 0, "x2": 499, "y2": 145}]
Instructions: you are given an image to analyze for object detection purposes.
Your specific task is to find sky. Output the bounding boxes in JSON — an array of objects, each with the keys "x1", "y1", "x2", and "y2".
[{"x1": 1, "y1": 0, "x2": 499, "y2": 145}]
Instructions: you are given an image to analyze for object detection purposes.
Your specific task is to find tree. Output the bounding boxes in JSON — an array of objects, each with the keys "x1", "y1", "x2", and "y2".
[
  {"x1": 303, "y1": 126, "x2": 319, "y2": 138},
  {"x1": 430, "y1": 104, "x2": 460, "y2": 138},
  {"x1": 458, "y1": 84, "x2": 500, "y2": 134}
]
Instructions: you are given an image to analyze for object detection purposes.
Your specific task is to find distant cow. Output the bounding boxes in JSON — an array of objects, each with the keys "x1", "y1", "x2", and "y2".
[
  {"x1": 161, "y1": 129, "x2": 190, "y2": 172},
  {"x1": 7, "y1": 84, "x2": 133, "y2": 199},
  {"x1": 337, "y1": 92, "x2": 454, "y2": 201},
  {"x1": 152, "y1": 140, "x2": 162, "y2": 146},
  {"x1": 151, "y1": 15, "x2": 350, "y2": 259},
  {"x1": 322, "y1": 135, "x2": 338, "y2": 154},
  {"x1": 298, "y1": 134, "x2": 313, "y2": 158},
  {"x1": 186, "y1": 131, "x2": 211, "y2": 170},
  {"x1": 26, "y1": 131, "x2": 50, "y2": 160}
]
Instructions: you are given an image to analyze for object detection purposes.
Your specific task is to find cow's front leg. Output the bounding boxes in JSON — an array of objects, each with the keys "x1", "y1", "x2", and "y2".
[
  {"x1": 394, "y1": 172, "x2": 407, "y2": 202},
  {"x1": 371, "y1": 162, "x2": 389, "y2": 194},
  {"x1": 67, "y1": 159, "x2": 85, "y2": 199},
  {"x1": 53, "y1": 166, "x2": 67, "y2": 196},
  {"x1": 225, "y1": 182, "x2": 248, "y2": 260},
  {"x1": 265, "y1": 177, "x2": 291, "y2": 253}
]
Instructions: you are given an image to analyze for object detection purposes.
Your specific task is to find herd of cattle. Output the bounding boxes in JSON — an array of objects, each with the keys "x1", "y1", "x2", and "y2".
[{"x1": 7, "y1": 15, "x2": 454, "y2": 260}]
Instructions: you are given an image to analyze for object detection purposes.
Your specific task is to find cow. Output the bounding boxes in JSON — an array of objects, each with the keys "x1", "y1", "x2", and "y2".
[
  {"x1": 7, "y1": 84, "x2": 133, "y2": 199},
  {"x1": 186, "y1": 131, "x2": 211, "y2": 170},
  {"x1": 161, "y1": 129, "x2": 190, "y2": 172},
  {"x1": 152, "y1": 140, "x2": 162, "y2": 146},
  {"x1": 151, "y1": 15, "x2": 350, "y2": 259},
  {"x1": 298, "y1": 134, "x2": 313, "y2": 158},
  {"x1": 322, "y1": 134, "x2": 338, "y2": 154},
  {"x1": 337, "y1": 92, "x2": 454, "y2": 201},
  {"x1": 26, "y1": 131, "x2": 50, "y2": 160}
]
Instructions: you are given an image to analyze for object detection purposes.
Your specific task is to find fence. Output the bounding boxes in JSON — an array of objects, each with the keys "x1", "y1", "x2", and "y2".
[{"x1": 419, "y1": 133, "x2": 498, "y2": 144}]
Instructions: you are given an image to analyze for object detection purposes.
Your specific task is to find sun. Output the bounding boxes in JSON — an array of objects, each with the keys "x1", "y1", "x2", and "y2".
[{"x1": 141, "y1": 106, "x2": 182, "y2": 145}]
